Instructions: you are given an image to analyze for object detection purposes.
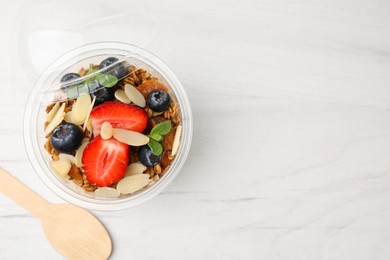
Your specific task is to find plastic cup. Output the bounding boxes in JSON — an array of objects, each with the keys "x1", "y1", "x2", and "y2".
[{"x1": 24, "y1": 42, "x2": 193, "y2": 211}]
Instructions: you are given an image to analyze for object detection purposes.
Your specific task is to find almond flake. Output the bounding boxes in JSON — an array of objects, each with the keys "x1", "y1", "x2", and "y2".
[
  {"x1": 58, "y1": 153, "x2": 76, "y2": 164},
  {"x1": 94, "y1": 187, "x2": 120, "y2": 198},
  {"x1": 45, "y1": 103, "x2": 66, "y2": 134},
  {"x1": 171, "y1": 125, "x2": 182, "y2": 156},
  {"x1": 46, "y1": 103, "x2": 60, "y2": 122},
  {"x1": 112, "y1": 128, "x2": 149, "y2": 146},
  {"x1": 50, "y1": 158, "x2": 71, "y2": 177},
  {"x1": 125, "y1": 163, "x2": 146, "y2": 177},
  {"x1": 64, "y1": 111, "x2": 84, "y2": 125},
  {"x1": 83, "y1": 96, "x2": 96, "y2": 131},
  {"x1": 75, "y1": 142, "x2": 89, "y2": 167},
  {"x1": 124, "y1": 84, "x2": 145, "y2": 107},
  {"x1": 152, "y1": 111, "x2": 164, "y2": 117},
  {"x1": 114, "y1": 89, "x2": 131, "y2": 104},
  {"x1": 86, "y1": 118, "x2": 92, "y2": 133},
  {"x1": 73, "y1": 93, "x2": 91, "y2": 123},
  {"x1": 116, "y1": 174, "x2": 151, "y2": 194},
  {"x1": 101, "y1": 121, "x2": 113, "y2": 140},
  {"x1": 64, "y1": 111, "x2": 73, "y2": 123}
]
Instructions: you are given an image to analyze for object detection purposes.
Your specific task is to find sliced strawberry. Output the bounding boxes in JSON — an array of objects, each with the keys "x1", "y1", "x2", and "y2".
[
  {"x1": 89, "y1": 101, "x2": 148, "y2": 137},
  {"x1": 82, "y1": 136, "x2": 129, "y2": 187}
]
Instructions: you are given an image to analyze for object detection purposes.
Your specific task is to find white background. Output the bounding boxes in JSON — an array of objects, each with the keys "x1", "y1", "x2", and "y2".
[{"x1": 1, "y1": 0, "x2": 390, "y2": 259}]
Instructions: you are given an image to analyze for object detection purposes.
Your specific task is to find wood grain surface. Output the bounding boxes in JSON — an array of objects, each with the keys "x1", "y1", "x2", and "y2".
[{"x1": 0, "y1": 0, "x2": 390, "y2": 259}]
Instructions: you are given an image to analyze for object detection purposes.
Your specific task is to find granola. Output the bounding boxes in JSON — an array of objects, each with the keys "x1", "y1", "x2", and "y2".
[{"x1": 44, "y1": 57, "x2": 181, "y2": 196}]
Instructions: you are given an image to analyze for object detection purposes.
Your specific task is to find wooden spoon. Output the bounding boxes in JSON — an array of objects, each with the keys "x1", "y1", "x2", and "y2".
[{"x1": 0, "y1": 167, "x2": 112, "y2": 260}]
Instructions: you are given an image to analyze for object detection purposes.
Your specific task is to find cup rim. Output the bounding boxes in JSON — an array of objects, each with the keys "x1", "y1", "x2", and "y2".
[{"x1": 23, "y1": 42, "x2": 193, "y2": 211}]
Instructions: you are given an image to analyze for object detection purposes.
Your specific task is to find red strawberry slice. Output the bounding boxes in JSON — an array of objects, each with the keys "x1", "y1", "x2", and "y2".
[
  {"x1": 82, "y1": 136, "x2": 129, "y2": 187},
  {"x1": 89, "y1": 101, "x2": 148, "y2": 137}
]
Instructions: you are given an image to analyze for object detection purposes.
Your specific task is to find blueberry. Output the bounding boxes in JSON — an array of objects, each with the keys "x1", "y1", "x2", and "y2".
[
  {"x1": 147, "y1": 90, "x2": 171, "y2": 112},
  {"x1": 89, "y1": 80, "x2": 115, "y2": 106},
  {"x1": 60, "y1": 73, "x2": 81, "y2": 89},
  {"x1": 99, "y1": 57, "x2": 128, "y2": 80},
  {"x1": 138, "y1": 145, "x2": 162, "y2": 167},
  {"x1": 51, "y1": 123, "x2": 83, "y2": 154},
  {"x1": 61, "y1": 73, "x2": 80, "y2": 83}
]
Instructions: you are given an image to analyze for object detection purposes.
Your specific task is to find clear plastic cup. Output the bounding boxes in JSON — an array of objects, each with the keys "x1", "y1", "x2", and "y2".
[{"x1": 24, "y1": 42, "x2": 193, "y2": 211}]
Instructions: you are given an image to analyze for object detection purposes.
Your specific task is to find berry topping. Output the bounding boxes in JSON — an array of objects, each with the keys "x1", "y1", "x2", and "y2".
[
  {"x1": 50, "y1": 123, "x2": 84, "y2": 154},
  {"x1": 82, "y1": 136, "x2": 129, "y2": 187},
  {"x1": 147, "y1": 90, "x2": 171, "y2": 112},
  {"x1": 89, "y1": 101, "x2": 148, "y2": 137},
  {"x1": 138, "y1": 145, "x2": 162, "y2": 167},
  {"x1": 89, "y1": 80, "x2": 115, "y2": 106},
  {"x1": 99, "y1": 57, "x2": 128, "y2": 80},
  {"x1": 61, "y1": 73, "x2": 80, "y2": 84}
]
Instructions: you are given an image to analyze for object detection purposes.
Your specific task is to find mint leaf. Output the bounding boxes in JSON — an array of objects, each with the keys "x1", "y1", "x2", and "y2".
[
  {"x1": 85, "y1": 65, "x2": 118, "y2": 88},
  {"x1": 85, "y1": 77, "x2": 92, "y2": 85},
  {"x1": 150, "y1": 120, "x2": 172, "y2": 136},
  {"x1": 148, "y1": 139, "x2": 163, "y2": 156},
  {"x1": 87, "y1": 64, "x2": 97, "y2": 74},
  {"x1": 97, "y1": 73, "x2": 118, "y2": 88},
  {"x1": 147, "y1": 121, "x2": 171, "y2": 156},
  {"x1": 149, "y1": 133, "x2": 163, "y2": 142},
  {"x1": 85, "y1": 64, "x2": 97, "y2": 85}
]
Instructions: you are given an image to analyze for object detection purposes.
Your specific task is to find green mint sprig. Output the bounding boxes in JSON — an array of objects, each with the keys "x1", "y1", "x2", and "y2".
[
  {"x1": 85, "y1": 64, "x2": 118, "y2": 88},
  {"x1": 147, "y1": 120, "x2": 172, "y2": 156},
  {"x1": 96, "y1": 74, "x2": 118, "y2": 88}
]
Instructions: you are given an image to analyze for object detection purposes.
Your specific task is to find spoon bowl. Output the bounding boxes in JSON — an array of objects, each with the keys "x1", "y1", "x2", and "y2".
[
  {"x1": 0, "y1": 167, "x2": 112, "y2": 259},
  {"x1": 41, "y1": 204, "x2": 111, "y2": 259}
]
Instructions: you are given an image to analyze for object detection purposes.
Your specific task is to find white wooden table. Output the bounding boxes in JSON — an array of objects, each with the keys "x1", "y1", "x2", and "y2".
[{"x1": 1, "y1": 0, "x2": 390, "y2": 259}]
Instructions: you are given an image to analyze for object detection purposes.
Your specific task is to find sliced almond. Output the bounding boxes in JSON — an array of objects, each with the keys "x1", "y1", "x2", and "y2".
[
  {"x1": 124, "y1": 84, "x2": 145, "y2": 107},
  {"x1": 46, "y1": 103, "x2": 60, "y2": 122},
  {"x1": 114, "y1": 89, "x2": 131, "y2": 104},
  {"x1": 94, "y1": 187, "x2": 120, "y2": 198},
  {"x1": 125, "y1": 163, "x2": 146, "y2": 177},
  {"x1": 64, "y1": 111, "x2": 84, "y2": 125},
  {"x1": 50, "y1": 158, "x2": 71, "y2": 177},
  {"x1": 152, "y1": 111, "x2": 164, "y2": 117},
  {"x1": 86, "y1": 118, "x2": 92, "y2": 133},
  {"x1": 64, "y1": 111, "x2": 73, "y2": 123},
  {"x1": 171, "y1": 125, "x2": 182, "y2": 156},
  {"x1": 72, "y1": 93, "x2": 91, "y2": 123},
  {"x1": 58, "y1": 153, "x2": 76, "y2": 164},
  {"x1": 112, "y1": 128, "x2": 149, "y2": 146},
  {"x1": 116, "y1": 174, "x2": 151, "y2": 194},
  {"x1": 101, "y1": 122, "x2": 113, "y2": 140},
  {"x1": 75, "y1": 142, "x2": 89, "y2": 167},
  {"x1": 82, "y1": 137, "x2": 90, "y2": 143},
  {"x1": 83, "y1": 96, "x2": 96, "y2": 131},
  {"x1": 45, "y1": 103, "x2": 66, "y2": 134}
]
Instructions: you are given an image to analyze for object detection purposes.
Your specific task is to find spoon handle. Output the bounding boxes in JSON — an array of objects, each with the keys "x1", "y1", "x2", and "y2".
[{"x1": 0, "y1": 167, "x2": 50, "y2": 218}]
